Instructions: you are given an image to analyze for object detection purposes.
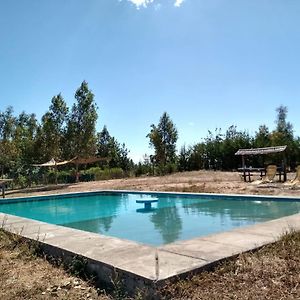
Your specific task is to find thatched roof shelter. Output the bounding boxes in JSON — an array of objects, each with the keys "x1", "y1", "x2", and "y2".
[
  {"x1": 235, "y1": 145, "x2": 287, "y2": 156},
  {"x1": 235, "y1": 145, "x2": 287, "y2": 182}
]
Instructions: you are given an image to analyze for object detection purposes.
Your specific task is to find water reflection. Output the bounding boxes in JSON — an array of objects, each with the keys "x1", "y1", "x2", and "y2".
[
  {"x1": 181, "y1": 197, "x2": 299, "y2": 222},
  {"x1": 136, "y1": 207, "x2": 157, "y2": 213},
  {"x1": 59, "y1": 193, "x2": 128, "y2": 233},
  {"x1": 150, "y1": 199, "x2": 182, "y2": 244}
]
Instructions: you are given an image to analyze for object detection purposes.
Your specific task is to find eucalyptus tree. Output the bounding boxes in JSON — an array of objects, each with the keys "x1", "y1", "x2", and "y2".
[
  {"x1": 254, "y1": 125, "x2": 271, "y2": 148},
  {"x1": 39, "y1": 94, "x2": 68, "y2": 160},
  {"x1": 97, "y1": 126, "x2": 132, "y2": 171},
  {"x1": 14, "y1": 112, "x2": 38, "y2": 163},
  {"x1": 66, "y1": 81, "x2": 98, "y2": 158},
  {"x1": 0, "y1": 107, "x2": 17, "y2": 176},
  {"x1": 96, "y1": 125, "x2": 111, "y2": 158},
  {"x1": 270, "y1": 105, "x2": 298, "y2": 168},
  {"x1": 147, "y1": 112, "x2": 178, "y2": 168}
]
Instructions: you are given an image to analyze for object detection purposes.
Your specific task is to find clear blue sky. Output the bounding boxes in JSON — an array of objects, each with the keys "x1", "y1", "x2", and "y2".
[{"x1": 1, "y1": 0, "x2": 300, "y2": 162}]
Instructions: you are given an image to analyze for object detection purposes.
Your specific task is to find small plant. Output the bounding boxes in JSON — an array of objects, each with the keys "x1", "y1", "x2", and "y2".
[
  {"x1": 110, "y1": 271, "x2": 129, "y2": 300},
  {"x1": 68, "y1": 255, "x2": 88, "y2": 278}
]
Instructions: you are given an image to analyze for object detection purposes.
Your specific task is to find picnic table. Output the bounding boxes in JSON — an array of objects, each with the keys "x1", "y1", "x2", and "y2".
[
  {"x1": 238, "y1": 167, "x2": 285, "y2": 182},
  {"x1": 0, "y1": 179, "x2": 13, "y2": 198},
  {"x1": 238, "y1": 167, "x2": 266, "y2": 182}
]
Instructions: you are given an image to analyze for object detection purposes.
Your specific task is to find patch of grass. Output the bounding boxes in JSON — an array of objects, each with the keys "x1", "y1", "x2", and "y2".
[{"x1": 159, "y1": 230, "x2": 300, "y2": 299}]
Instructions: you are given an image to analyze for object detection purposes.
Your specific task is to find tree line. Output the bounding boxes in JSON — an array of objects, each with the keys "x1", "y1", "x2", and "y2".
[
  {"x1": 0, "y1": 81, "x2": 133, "y2": 186},
  {"x1": 139, "y1": 106, "x2": 300, "y2": 175},
  {"x1": 1, "y1": 80, "x2": 300, "y2": 186}
]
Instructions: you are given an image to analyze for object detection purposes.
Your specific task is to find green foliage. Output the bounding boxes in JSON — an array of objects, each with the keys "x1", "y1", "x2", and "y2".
[
  {"x1": 175, "y1": 106, "x2": 300, "y2": 172},
  {"x1": 1, "y1": 92, "x2": 300, "y2": 183},
  {"x1": 38, "y1": 94, "x2": 68, "y2": 161},
  {"x1": 97, "y1": 126, "x2": 133, "y2": 171},
  {"x1": 66, "y1": 81, "x2": 98, "y2": 158},
  {"x1": 85, "y1": 167, "x2": 125, "y2": 180},
  {"x1": 0, "y1": 81, "x2": 135, "y2": 185},
  {"x1": 147, "y1": 112, "x2": 178, "y2": 170}
]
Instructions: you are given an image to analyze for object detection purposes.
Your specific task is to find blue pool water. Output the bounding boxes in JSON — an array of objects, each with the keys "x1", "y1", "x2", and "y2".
[{"x1": 0, "y1": 192, "x2": 299, "y2": 246}]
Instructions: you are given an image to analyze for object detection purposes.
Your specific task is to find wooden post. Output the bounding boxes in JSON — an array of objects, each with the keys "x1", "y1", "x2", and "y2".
[
  {"x1": 242, "y1": 156, "x2": 247, "y2": 182},
  {"x1": 283, "y1": 154, "x2": 287, "y2": 182},
  {"x1": 76, "y1": 163, "x2": 79, "y2": 183},
  {"x1": 55, "y1": 164, "x2": 58, "y2": 185},
  {"x1": 1, "y1": 184, "x2": 5, "y2": 199}
]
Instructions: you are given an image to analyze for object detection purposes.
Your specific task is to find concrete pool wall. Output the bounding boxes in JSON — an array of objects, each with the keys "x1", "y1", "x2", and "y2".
[{"x1": 0, "y1": 190, "x2": 300, "y2": 294}]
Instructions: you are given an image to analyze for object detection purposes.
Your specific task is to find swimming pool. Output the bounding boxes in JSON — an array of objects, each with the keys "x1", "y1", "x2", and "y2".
[{"x1": 1, "y1": 191, "x2": 300, "y2": 246}]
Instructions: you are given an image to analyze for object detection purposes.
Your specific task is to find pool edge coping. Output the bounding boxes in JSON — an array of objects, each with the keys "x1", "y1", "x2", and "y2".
[{"x1": 2, "y1": 188, "x2": 300, "y2": 202}]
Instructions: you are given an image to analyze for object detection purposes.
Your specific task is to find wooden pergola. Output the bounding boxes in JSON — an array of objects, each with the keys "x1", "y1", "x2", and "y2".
[{"x1": 235, "y1": 145, "x2": 287, "y2": 182}]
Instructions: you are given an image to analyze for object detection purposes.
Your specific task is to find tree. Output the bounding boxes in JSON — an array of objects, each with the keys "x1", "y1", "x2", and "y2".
[
  {"x1": 0, "y1": 107, "x2": 18, "y2": 176},
  {"x1": 204, "y1": 128, "x2": 223, "y2": 170},
  {"x1": 66, "y1": 81, "x2": 98, "y2": 158},
  {"x1": 96, "y1": 126, "x2": 133, "y2": 171},
  {"x1": 254, "y1": 125, "x2": 270, "y2": 148},
  {"x1": 147, "y1": 112, "x2": 178, "y2": 167},
  {"x1": 221, "y1": 126, "x2": 252, "y2": 170},
  {"x1": 275, "y1": 105, "x2": 293, "y2": 136},
  {"x1": 39, "y1": 94, "x2": 68, "y2": 160},
  {"x1": 178, "y1": 144, "x2": 191, "y2": 171},
  {"x1": 271, "y1": 105, "x2": 294, "y2": 146},
  {"x1": 0, "y1": 106, "x2": 15, "y2": 141},
  {"x1": 96, "y1": 126, "x2": 111, "y2": 158},
  {"x1": 270, "y1": 105, "x2": 298, "y2": 168}
]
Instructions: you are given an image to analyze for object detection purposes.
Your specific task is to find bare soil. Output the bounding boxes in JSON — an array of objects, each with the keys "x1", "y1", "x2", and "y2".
[{"x1": 5, "y1": 170, "x2": 300, "y2": 199}]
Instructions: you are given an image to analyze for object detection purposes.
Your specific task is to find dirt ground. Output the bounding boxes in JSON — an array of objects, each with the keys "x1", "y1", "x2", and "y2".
[{"x1": 6, "y1": 170, "x2": 300, "y2": 199}]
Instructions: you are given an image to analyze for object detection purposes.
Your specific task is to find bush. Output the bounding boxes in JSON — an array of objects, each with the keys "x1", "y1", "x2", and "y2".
[
  {"x1": 84, "y1": 167, "x2": 125, "y2": 181},
  {"x1": 156, "y1": 163, "x2": 178, "y2": 176}
]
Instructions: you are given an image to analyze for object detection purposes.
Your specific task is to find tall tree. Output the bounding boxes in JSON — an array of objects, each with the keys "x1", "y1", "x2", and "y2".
[
  {"x1": 270, "y1": 105, "x2": 297, "y2": 168},
  {"x1": 271, "y1": 105, "x2": 294, "y2": 146},
  {"x1": 96, "y1": 125, "x2": 111, "y2": 158},
  {"x1": 97, "y1": 126, "x2": 132, "y2": 170},
  {"x1": 0, "y1": 107, "x2": 17, "y2": 176},
  {"x1": 66, "y1": 81, "x2": 98, "y2": 158},
  {"x1": 254, "y1": 125, "x2": 270, "y2": 148},
  {"x1": 178, "y1": 144, "x2": 191, "y2": 171},
  {"x1": 39, "y1": 94, "x2": 68, "y2": 160},
  {"x1": 147, "y1": 112, "x2": 178, "y2": 167}
]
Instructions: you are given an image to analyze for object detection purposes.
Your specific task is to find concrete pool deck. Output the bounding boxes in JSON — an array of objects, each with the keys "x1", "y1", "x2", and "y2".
[{"x1": 0, "y1": 191, "x2": 300, "y2": 294}]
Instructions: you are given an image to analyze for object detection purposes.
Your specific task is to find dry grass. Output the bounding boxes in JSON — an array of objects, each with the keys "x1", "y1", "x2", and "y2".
[
  {"x1": 159, "y1": 231, "x2": 300, "y2": 300},
  {"x1": 0, "y1": 230, "x2": 112, "y2": 300}
]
